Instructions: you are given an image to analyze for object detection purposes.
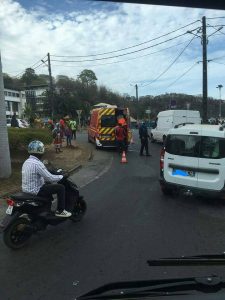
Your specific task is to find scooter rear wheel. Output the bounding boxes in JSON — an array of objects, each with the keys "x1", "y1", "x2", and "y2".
[
  {"x1": 70, "y1": 199, "x2": 87, "y2": 222},
  {"x1": 3, "y1": 218, "x2": 32, "y2": 250}
]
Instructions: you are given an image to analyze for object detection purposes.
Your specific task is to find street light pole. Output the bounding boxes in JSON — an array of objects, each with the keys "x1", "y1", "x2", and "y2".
[
  {"x1": 130, "y1": 83, "x2": 139, "y2": 121},
  {"x1": 216, "y1": 84, "x2": 223, "y2": 118}
]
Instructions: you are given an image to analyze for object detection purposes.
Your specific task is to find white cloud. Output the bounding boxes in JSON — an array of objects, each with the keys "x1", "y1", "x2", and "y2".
[{"x1": 1, "y1": 0, "x2": 225, "y2": 98}]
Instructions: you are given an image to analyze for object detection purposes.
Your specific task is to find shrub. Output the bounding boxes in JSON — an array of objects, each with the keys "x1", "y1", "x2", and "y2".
[{"x1": 8, "y1": 128, "x2": 53, "y2": 151}]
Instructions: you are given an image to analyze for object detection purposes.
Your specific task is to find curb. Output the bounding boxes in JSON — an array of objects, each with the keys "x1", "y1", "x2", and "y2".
[
  {"x1": 0, "y1": 164, "x2": 83, "y2": 199},
  {"x1": 0, "y1": 145, "x2": 91, "y2": 199},
  {"x1": 68, "y1": 164, "x2": 82, "y2": 174}
]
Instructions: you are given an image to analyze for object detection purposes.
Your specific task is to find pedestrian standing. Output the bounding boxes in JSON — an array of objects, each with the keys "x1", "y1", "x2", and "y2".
[
  {"x1": 115, "y1": 123, "x2": 126, "y2": 153},
  {"x1": 69, "y1": 119, "x2": 77, "y2": 140},
  {"x1": 11, "y1": 112, "x2": 19, "y2": 128},
  {"x1": 52, "y1": 123, "x2": 63, "y2": 153},
  {"x1": 47, "y1": 119, "x2": 54, "y2": 131},
  {"x1": 139, "y1": 122, "x2": 151, "y2": 156},
  {"x1": 65, "y1": 125, "x2": 72, "y2": 147}
]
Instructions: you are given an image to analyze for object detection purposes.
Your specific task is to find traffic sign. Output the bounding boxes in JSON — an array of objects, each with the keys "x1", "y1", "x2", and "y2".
[
  {"x1": 146, "y1": 109, "x2": 151, "y2": 114},
  {"x1": 76, "y1": 110, "x2": 82, "y2": 116}
]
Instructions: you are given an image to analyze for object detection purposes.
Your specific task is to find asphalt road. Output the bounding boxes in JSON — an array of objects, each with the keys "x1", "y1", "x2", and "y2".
[{"x1": 1, "y1": 130, "x2": 225, "y2": 300}]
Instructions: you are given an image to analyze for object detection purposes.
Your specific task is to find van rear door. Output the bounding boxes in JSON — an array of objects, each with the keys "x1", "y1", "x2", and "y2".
[
  {"x1": 164, "y1": 131, "x2": 201, "y2": 187},
  {"x1": 100, "y1": 112, "x2": 116, "y2": 142},
  {"x1": 198, "y1": 136, "x2": 225, "y2": 191}
]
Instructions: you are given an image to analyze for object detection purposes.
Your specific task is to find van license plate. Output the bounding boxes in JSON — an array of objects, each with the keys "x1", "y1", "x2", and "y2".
[
  {"x1": 172, "y1": 169, "x2": 195, "y2": 177},
  {"x1": 6, "y1": 205, "x2": 13, "y2": 215}
]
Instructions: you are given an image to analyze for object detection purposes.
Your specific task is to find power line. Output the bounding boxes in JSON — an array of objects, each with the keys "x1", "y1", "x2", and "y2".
[
  {"x1": 206, "y1": 23, "x2": 225, "y2": 37},
  {"x1": 51, "y1": 39, "x2": 192, "y2": 69},
  {"x1": 207, "y1": 16, "x2": 225, "y2": 20},
  {"x1": 51, "y1": 20, "x2": 200, "y2": 58},
  {"x1": 52, "y1": 29, "x2": 200, "y2": 63},
  {"x1": 211, "y1": 60, "x2": 225, "y2": 66},
  {"x1": 13, "y1": 55, "x2": 47, "y2": 78},
  {"x1": 166, "y1": 61, "x2": 199, "y2": 88},
  {"x1": 33, "y1": 62, "x2": 46, "y2": 71},
  {"x1": 209, "y1": 54, "x2": 225, "y2": 61},
  {"x1": 207, "y1": 24, "x2": 225, "y2": 27},
  {"x1": 141, "y1": 35, "x2": 197, "y2": 88}
]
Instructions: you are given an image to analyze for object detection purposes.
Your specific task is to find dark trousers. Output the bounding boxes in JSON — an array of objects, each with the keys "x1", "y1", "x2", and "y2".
[
  {"x1": 72, "y1": 130, "x2": 76, "y2": 140},
  {"x1": 38, "y1": 183, "x2": 65, "y2": 212},
  {"x1": 66, "y1": 135, "x2": 72, "y2": 146},
  {"x1": 140, "y1": 138, "x2": 149, "y2": 155},
  {"x1": 116, "y1": 140, "x2": 125, "y2": 153}
]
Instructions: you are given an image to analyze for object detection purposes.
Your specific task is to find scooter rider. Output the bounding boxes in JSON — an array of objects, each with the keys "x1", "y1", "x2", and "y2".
[{"x1": 22, "y1": 140, "x2": 72, "y2": 218}]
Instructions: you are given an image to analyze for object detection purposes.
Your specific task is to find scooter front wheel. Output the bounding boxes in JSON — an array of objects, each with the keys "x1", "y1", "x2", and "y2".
[
  {"x1": 70, "y1": 199, "x2": 87, "y2": 222},
  {"x1": 3, "y1": 217, "x2": 32, "y2": 250}
]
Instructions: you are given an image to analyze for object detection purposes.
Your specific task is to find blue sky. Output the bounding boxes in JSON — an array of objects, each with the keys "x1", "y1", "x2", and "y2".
[
  {"x1": 1, "y1": 0, "x2": 225, "y2": 99},
  {"x1": 18, "y1": 0, "x2": 119, "y2": 15}
]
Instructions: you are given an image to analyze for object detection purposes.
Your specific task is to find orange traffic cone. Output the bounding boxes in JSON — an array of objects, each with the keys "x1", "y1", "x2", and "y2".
[{"x1": 121, "y1": 151, "x2": 128, "y2": 163}]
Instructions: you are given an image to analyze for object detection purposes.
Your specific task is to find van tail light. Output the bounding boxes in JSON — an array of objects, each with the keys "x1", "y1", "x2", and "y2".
[
  {"x1": 160, "y1": 147, "x2": 165, "y2": 171},
  {"x1": 6, "y1": 198, "x2": 15, "y2": 206}
]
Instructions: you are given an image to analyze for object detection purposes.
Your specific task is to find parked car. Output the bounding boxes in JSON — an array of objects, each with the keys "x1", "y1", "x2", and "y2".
[
  {"x1": 159, "y1": 123, "x2": 225, "y2": 198},
  {"x1": 151, "y1": 110, "x2": 201, "y2": 143},
  {"x1": 18, "y1": 119, "x2": 29, "y2": 128},
  {"x1": 6, "y1": 118, "x2": 11, "y2": 127},
  {"x1": 6, "y1": 118, "x2": 29, "y2": 128}
]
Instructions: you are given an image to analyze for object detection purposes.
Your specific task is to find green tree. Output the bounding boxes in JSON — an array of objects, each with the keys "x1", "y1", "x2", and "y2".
[
  {"x1": 3, "y1": 73, "x2": 22, "y2": 90},
  {"x1": 21, "y1": 68, "x2": 38, "y2": 86},
  {"x1": 23, "y1": 103, "x2": 36, "y2": 126},
  {"x1": 77, "y1": 69, "x2": 97, "y2": 87}
]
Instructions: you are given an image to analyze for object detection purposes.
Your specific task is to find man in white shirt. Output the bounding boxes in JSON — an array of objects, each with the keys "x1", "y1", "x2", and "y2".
[{"x1": 22, "y1": 140, "x2": 71, "y2": 218}]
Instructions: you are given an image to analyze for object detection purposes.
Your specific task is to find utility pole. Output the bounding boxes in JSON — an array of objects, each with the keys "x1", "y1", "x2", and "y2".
[
  {"x1": 135, "y1": 84, "x2": 139, "y2": 101},
  {"x1": 135, "y1": 84, "x2": 139, "y2": 121},
  {"x1": 47, "y1": 52, "x2": 54, "y2": 119},
  {"x1": 0, "y1": 53, "x2": 11, "y2": 178},
  {"x1": 202, "y1": 16, "x2": 208, "y2": 123},
  {"x1": 216, "y1": 84, "x2": 223, "y2": 118}
]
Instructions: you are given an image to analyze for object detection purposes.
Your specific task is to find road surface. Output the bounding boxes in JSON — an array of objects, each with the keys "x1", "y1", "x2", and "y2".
[{"x1": 1, "y1": 130, "x2": 225, "y2": 300}]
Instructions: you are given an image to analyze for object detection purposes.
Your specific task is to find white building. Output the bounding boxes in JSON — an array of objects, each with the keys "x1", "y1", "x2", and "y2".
[{"x1": 4, "y1": 88, "x2": 26, "y2": 118}]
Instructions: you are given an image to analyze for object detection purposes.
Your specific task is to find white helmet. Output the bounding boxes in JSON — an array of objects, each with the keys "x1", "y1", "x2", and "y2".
[{"x1": 28, "y1": 140, "x2": 45, "y2": 155}]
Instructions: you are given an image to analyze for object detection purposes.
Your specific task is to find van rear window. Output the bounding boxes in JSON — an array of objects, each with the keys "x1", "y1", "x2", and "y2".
[
  {"x1": 101, "y1": 115, "x2": 116, "y2": 127},
  {"x1": 201, "y1": 137, "x2": 225, "y2": 159},
  {"x1": 166, "y1": 135, "x2": 225, "y2": 159},
  {"x1": 166, "y1": 135, "x2": 200, "y2": 157}
]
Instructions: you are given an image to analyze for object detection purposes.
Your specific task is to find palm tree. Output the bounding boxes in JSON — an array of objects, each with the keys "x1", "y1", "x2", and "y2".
[{"x1": 0, "y1": 53, "x2": 11, "y2": 178}]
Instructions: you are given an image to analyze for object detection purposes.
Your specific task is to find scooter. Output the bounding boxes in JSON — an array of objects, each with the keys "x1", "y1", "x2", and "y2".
[{"x1": 0, "y1": 169, "x2": 87, "y2": 249}]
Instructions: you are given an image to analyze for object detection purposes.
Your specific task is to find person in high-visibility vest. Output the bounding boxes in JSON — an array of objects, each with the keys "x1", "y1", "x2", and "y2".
[
  {"x1": 69, "y1": 119, "x2": 77, "y2": 140},
  {"x1": 115, "y1": 123, "x2": 126, "y2": 153}
]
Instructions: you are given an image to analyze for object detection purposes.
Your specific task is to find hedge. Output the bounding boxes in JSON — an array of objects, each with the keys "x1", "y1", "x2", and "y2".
[{"x1": 8, "y1": 128, "x2": 53, "y2": 151}]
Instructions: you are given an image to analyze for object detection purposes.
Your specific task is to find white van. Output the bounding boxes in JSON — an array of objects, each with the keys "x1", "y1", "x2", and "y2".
[
  {"x1": 151, "y1": 110, "x2": 201, "y2": 143},
  {"x1": 160, "y1": 124, "x2": 225, "y2": 198}
]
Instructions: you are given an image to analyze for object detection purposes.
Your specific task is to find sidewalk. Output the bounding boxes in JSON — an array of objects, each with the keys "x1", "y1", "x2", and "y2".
[{"x1": 0, "y1": 139, "x2": 92, "y2": 218}]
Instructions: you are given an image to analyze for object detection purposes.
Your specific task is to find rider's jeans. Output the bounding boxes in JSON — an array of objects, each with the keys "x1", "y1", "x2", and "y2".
[{"x1": 38, "y1": 183, "x2": 65, "y2": 212}]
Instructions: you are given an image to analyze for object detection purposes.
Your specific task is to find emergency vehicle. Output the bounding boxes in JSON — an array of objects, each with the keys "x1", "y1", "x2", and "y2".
[{"x1": 88, "y1": 105, "x2": 132, "y2": 148}]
